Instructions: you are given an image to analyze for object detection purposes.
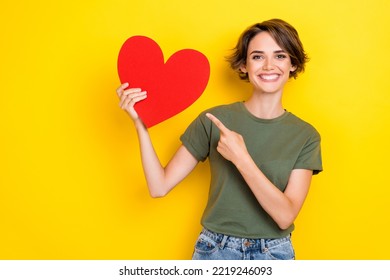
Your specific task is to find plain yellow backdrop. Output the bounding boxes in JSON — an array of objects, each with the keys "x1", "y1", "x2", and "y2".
[{"x1": 1, "y1": 0, "x2": 389, "y2": 260}]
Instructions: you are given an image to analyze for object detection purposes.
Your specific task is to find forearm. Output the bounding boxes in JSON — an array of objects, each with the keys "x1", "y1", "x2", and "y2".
[
  {"x1": 117, "y1": 83, "x2": 176, "y2": 197},
  {"x1": 134, "y1": 120, "x2": 168, "y2": 198},
  {"x1": 234, "y1": 155, "x2": 295, "y2": 230}
]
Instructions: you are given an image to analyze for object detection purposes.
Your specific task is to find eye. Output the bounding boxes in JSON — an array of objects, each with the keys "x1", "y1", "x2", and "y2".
[
  {"x1": 276, "y1": 54, "x2": 287, "y2": 59},
  {"x1": 251, "y1": 55, "x2": 264, "y2": 60}
]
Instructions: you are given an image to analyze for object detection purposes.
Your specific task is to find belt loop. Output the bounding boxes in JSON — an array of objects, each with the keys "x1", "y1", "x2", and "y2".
[
  {"x1": 260, "y1": 238, "x2": 266, "y2": 253},
  {"x1": 220, "y1": 234, "x2": 228, "y2": 249}
]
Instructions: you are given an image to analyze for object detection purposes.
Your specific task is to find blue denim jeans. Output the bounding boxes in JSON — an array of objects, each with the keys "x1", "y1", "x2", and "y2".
[{"x1": 192, "y1": 228, "x2": 295, "y2": 260}]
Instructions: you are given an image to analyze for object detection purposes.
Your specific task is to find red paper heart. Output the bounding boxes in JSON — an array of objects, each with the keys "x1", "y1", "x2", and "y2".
[{"x1": 117, "y1": 36, "x2": 210, "y2": 127}]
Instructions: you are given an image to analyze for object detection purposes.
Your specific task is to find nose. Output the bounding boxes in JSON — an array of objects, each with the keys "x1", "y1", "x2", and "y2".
[{"x1": 262, "y1": 58, "x2": 275, "y2": 70}]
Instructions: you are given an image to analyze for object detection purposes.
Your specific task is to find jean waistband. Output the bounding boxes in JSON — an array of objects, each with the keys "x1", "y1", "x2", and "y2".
[{"x1": 201, "y1": 228, "x2": 291, "y2": 251}]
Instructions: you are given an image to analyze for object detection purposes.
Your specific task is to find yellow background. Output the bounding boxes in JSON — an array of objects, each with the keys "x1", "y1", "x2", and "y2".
[{"x1": 1, "y1": 0, "x2": 389, "y2": 260}]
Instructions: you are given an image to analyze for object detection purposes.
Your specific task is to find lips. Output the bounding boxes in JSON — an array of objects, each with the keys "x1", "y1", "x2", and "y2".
[{"x1": 259, "y1": 74, "x2": 280, "y2": 81}]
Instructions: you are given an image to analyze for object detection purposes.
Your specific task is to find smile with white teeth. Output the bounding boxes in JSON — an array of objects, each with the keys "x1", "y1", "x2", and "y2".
[{"x1": 259, "y1": 74, "x2": 279, "y2": 81}]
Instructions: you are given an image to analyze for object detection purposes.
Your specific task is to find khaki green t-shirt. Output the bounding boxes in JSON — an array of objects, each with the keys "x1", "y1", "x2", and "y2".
[{"x1": 180, "y1": 102, "x2": 322, "y2": 238}]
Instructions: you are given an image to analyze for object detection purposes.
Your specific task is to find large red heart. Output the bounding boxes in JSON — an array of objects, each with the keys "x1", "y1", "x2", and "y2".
[{"x1": 117, "y1": 36, "x2": 210, "y2": 127}]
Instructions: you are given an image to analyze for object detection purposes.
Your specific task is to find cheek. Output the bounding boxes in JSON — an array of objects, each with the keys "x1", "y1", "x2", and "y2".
[{"x1": 280, "y1": 63, "x2": 295, "y2": 74}]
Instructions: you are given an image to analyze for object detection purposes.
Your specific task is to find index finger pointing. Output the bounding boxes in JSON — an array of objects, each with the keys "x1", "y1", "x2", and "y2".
[{"x1": 206, "y1": 113, "x2": 229, "y2": 133}]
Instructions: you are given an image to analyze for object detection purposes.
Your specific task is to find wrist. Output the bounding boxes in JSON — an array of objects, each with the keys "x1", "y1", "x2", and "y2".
[
  {"x1": 134, "y1": 118, "x2": 147, "y2": 131},
  {"x1": 233, "y1": 152, "x2": 252, "y2": 170}
]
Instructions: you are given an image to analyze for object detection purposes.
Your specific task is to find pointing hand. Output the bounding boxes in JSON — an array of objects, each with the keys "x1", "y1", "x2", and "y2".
[{"x1": 206, "y1": 113, "x2": 249, "y2": 164}]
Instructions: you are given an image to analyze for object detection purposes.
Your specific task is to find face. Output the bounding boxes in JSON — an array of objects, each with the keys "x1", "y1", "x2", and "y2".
[{"x1": 240, "y1": 31, "x2": 296, "y2": 94}]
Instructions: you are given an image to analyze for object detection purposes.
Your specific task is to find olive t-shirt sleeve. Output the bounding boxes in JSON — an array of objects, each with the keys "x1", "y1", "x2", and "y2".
[
  {"x1": 180, "y1": 112, "x2": 211, "y2": 162},
  {"x1": 293, "y1": 129, "x2": 323, "y2": 175}
]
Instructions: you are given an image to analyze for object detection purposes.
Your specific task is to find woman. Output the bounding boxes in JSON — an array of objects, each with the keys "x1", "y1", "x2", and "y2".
[{"x1": 116, "y1": 19, "x2": 322, "y2": 260}]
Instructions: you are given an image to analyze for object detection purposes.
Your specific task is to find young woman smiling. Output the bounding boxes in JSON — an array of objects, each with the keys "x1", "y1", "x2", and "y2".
[{"x1": 116, "y1": 19, "x2": 322, "y2": 260}]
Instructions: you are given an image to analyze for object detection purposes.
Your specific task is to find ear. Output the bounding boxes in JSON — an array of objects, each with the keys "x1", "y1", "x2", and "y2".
[
  {"x1": 290, "y1": 65, "x2": 297, "y2": 72},
  {"x1": 240, "y1": 64, "x2": 247, "y2": 73}
]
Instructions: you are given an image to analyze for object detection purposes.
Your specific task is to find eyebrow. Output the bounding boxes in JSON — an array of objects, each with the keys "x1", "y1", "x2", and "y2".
[{"x1": 249, "y1": 50, "x2": 286, "y2": 55}]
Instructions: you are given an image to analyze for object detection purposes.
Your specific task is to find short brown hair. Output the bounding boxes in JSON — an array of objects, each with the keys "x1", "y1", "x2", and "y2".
[{"x1": 227, "y1": 19, "x2": 309, "y2": 80}]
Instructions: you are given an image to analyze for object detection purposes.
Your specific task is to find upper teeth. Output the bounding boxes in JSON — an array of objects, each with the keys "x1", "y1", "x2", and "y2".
[{"x1": 261, "y1": 74, "x2": 279, "y2": 80}]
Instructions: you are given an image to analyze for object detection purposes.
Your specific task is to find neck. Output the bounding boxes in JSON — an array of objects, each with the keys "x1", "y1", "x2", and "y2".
[{"x1": 244, "y1": 91, "x2": 284, "y2": 119}]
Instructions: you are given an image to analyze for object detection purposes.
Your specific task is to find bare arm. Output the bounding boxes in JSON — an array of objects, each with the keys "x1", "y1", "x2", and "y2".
[
  {"x1": 206, "y1": 113, "x2": 313, "y2": 230},
  {"x1": 235, "y1": 159, "x2": 312, "y2": 230},
  {"x1": 117, "y1": 83, "x2": 198, "y2": 197},
  {"x1": 136, "y1": 125, "x2": 198, "y2": 197}
]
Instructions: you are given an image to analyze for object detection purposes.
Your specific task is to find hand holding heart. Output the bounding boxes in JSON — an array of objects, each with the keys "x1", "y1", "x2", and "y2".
[
  {"x1": 206, "y1": 113, "x2": 249, "y2": 164},
  {"x1": 116, "y1": 82, "x2": 147, "y2": 122}
]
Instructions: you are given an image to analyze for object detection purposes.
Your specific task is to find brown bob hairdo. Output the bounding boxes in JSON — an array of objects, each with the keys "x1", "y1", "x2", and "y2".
[{"x1": 227, "y1": 19, "x2": 309, "y2": 80}]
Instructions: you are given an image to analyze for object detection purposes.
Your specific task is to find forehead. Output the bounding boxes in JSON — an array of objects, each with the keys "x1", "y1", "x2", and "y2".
[{"x1": 248, "y1": 31, "x2": 283, "y2": 52}]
